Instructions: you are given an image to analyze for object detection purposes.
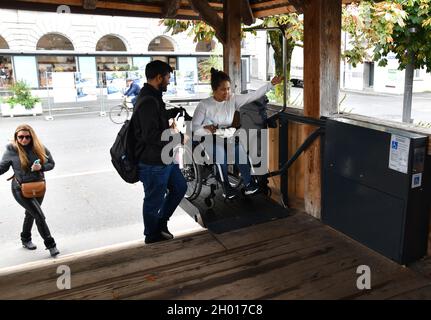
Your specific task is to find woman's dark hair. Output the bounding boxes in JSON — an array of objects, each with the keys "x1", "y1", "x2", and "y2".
[{"x1": 210, "y1": 68, "x2": 230, "y2": 91}]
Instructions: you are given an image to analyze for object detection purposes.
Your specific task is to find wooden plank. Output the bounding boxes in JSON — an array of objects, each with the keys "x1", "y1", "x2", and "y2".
[
  {"x1": 253, "y1": 6, "x2": 295, "y2": 18},
  {"x1": 288, "y1": 121, "x2": 297, "y2": 197},
  {"x1": 223, "y1": 0, "x2": 242, "y2": 93},
  {"x1": 110, "y1": 226, "x2": 352, "y2": 300},
  {"x1": 250, "y1": 0, "x2": 289, "y2": 10},
  {"x1": 268, "y1": 125, "x2": 281, "y2": 201},
  {"x1": 303, "y1": 0, "x2": 341, "y2": 219},
  {"x1": 211, "y1": 212, "x2": 321, "y2": 250},
  {"x1": 389, "y1": 284, "x2": 431, "y2": 299},
  {"x1": 296, "y1": 123, "x2": 306, "y2": 199},
  {"x1": 125, "y1": 226, "x2": 408, "y2": 300},
  {"x1": 39, "y1": 225, "x2": 336, "y2": 299},
  {"x1": 83, "y1": 0, "x2": 97, "y2": 10},
  {"x1": 272, "y1": 262, "x2": 427, "y2": 300},
  {"x1": 0, "y1": 231, "x2": 224, "y2": 300}
]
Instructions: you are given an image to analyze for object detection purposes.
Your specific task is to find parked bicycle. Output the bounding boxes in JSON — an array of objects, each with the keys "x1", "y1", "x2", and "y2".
[{"x1": 109, "y1": 97, "x2": 134, "y2": 124}]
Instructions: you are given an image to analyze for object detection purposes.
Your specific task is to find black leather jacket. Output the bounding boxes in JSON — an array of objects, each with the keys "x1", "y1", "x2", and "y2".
[{"x1": 0, "y1": 144, "x2": 55, "y2": 183}]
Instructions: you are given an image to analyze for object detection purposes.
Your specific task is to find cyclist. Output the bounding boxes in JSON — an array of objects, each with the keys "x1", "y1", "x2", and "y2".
[{"x1": 124, "y1": 77, "x2": 141, "y2": 106}]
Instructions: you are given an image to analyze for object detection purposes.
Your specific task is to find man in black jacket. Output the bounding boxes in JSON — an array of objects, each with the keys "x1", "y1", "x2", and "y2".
[{"x1": 131, "y1": 60, "x2": 187, "y2": 244}]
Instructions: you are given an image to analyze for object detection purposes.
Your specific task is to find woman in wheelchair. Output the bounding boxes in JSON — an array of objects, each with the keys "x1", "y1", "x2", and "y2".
[{"x1": 192, "y1": 68, "x2": 283, "y2": 199}]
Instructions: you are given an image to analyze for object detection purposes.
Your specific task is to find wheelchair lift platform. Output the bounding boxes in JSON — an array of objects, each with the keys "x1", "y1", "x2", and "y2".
[{"x1": 180, "y1": 185, "x2": 290, "y2": 234}]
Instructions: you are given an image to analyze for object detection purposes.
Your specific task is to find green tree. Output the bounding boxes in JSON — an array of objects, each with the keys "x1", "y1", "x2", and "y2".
[
  {"x1": 163, "y1": 15, "x2": 303, "y2": 103},
  {"x1": 343, "y1": 0, "x2": 431, "y2": 122}
]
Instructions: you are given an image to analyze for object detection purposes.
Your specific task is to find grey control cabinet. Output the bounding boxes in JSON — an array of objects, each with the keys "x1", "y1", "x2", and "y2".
[{"x1": 322, "y1": 118, "x2": 430, "y2": 264}]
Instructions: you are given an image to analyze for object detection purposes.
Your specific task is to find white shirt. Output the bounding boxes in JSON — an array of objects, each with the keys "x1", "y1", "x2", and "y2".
[{"x1": 192, "y1": 83, "x2": 273, "y2": 136}]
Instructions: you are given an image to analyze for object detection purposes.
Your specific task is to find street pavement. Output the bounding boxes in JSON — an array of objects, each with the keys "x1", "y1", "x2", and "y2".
[{"x1": 0, "y1": 113, "x2": 203, "y2": 269}]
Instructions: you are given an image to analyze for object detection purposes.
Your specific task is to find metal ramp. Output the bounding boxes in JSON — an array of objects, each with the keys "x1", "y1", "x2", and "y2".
[{"x1": 180, "y1": 185, "x2": 290, "y2": 234}]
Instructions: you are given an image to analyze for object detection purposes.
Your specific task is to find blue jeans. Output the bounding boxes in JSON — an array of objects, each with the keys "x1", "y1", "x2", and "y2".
[
  {"x1": 131, "y1": 95, "x2": 137, "y2": 106},
  {"x1": 138, "y1": 163, "x2": 187, "y2": 238},
  {"x1": 205, "y1": 138, "x2": 252, "y2": 187}
]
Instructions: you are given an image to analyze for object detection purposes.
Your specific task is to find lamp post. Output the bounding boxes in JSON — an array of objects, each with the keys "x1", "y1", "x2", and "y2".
[{"x1": 402, "y1": 27, "x2": 416, "y2": 123}]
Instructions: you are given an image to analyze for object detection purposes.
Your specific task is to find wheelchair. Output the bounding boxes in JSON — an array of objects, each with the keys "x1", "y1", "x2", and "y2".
[{"x1": 173, "y1": 114, "x2": 272, "y2": 208}]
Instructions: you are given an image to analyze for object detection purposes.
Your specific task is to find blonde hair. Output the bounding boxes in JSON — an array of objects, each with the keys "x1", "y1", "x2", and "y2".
[{"x1": 13, "y1": 124, "x2": 47, "y2": 171}]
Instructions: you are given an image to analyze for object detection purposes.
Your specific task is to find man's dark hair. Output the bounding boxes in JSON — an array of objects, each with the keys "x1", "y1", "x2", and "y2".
[
  {"x1": 145, "y1": 60, "x2": 173, "y2": 80},
  {"x1": 210, "y1": 67, "x2": 231, "y2": 91}
]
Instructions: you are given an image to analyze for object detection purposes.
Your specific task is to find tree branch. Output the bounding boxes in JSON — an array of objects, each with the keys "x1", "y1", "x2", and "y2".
[
  {"x1": 189, "y1": 0, "x2": 225, "y2": 43},
  {"x1": 162, "y1": 0, "x2": 181, "y2": 18}
]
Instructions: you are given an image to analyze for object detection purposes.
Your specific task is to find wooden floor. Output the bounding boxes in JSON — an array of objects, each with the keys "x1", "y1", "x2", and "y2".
[{"x1": 1, "y1": 210, "x2": 431, "y2": 300}]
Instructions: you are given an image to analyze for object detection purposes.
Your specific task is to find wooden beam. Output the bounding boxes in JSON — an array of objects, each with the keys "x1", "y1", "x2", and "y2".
[
  {"x1": 83, "y1": 0, "x2": 97, "y2": 10},
  {"x1": 223, "y1": 0, "x2": 241, "y2": 93},
  {"x1": 253, "y1": 5, "x2": 295, "y2": 18},
  {"x1": 240, "y1": 0, "x2": 255, "y2": 26},
  {"x1": 189, "y1": 0, "x2": 225, "y2": 43},
  {"x1": 162, "y1": 0, "x2": 181, "y2": 18},
  {"x1": 288, "y1": 0, "x2": 304, "y2": 12},
  {"x1": 303, "y1": 0, "x2": 341, "y2": 219}
]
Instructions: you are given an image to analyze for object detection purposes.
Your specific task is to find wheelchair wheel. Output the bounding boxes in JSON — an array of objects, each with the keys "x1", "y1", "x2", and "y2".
[
  {"x1": 174, "y1": 145, "x2": 202, "y2": 200},
  {"x1": 204, "y1": 197, "x2": 215, "y2": 208},
  {"x1": 109, "y1": 105, "x2": 129, "y2": 124}
]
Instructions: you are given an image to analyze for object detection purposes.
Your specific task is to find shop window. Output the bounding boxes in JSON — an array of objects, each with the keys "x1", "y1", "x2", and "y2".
[
  {"x1": 36, "y1": 33, "x2": 76, "y2": 88},
  {"x1": 96, "y1": 35, "x2": 130, "y2": 72},
  {"x1": 0, "y1": 36, "x2": 12, "y2": 88}
]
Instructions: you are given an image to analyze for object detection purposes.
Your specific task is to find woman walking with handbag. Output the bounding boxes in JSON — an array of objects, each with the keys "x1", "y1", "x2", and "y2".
[{"x1": 0, "y1": 124, "x2": 59, "y2": 257}]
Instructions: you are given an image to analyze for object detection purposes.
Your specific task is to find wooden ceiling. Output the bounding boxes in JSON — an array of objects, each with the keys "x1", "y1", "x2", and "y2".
[{"x1": 0, "y1": 0, "x2": 357, "y2": 23}]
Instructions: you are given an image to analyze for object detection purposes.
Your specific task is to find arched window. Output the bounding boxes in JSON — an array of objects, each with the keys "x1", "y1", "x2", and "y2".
[
  {"x1": 148, "y1": 36, "x2": 176, "y2": 70},
  {"x1": 96, "y1": 35, "x2": 127, "y2": 51},
  {"x1": 96, "y1": 35, "x2": 129, "y2": 71},
  {"x1": 0, "y1": 36, "x2": 9, "y2": 49},
  {"x1": 37, "y1": 33, "x2": 74, "y2": 50},
  {"x1": 148, "y1": 36, "x2": 175, "y2": 52},
  {"x1": 36, "y1": 33, "x2": 76, "y2": 88}
]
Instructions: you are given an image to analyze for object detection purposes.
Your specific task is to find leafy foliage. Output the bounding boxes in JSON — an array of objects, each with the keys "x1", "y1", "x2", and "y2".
[
  {"x1": 343, "y1": 0, "x2": 431, "y2": 72},
  {"x1": 6, "y1": 81, "x2": 40, "y2": 109}
]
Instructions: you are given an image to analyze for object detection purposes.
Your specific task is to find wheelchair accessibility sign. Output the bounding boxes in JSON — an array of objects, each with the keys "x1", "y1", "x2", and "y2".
[
  {"x1": 389, "y1": 134, "x2": 410, "y2": 174},
  {"x1": 412, "y1": 173, "x2": 423, "y2": 189}
]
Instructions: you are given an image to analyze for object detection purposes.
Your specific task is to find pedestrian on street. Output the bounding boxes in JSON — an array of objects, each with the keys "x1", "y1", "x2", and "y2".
[
  {"x1": 0, "y1": 124, "x2": 60, "y2": 257},
  {"x1": 130, "y1": 60, "x2": 187, "y2": 244}
]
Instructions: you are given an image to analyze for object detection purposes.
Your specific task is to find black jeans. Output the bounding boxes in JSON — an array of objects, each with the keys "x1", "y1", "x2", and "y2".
[{"x1": 11, "y1": 180, "x2": 56, "y2": 249}]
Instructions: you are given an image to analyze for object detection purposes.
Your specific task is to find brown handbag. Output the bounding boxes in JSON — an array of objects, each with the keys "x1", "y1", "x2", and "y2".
[{"x1": 21, "y1": 181, "x2": 46, "y2": 198}]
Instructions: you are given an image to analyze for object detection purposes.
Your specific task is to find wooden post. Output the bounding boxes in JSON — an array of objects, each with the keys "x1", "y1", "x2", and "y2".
[
  {"x1": 223, "y1": 0, "x2": 242, "y2": 93},
  {"x1": 303, "y1": 0, "x2": 341, "y2": 218}
]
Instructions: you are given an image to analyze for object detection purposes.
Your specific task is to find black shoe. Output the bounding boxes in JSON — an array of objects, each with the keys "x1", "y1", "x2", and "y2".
[
  {"x1": 145, "y1": 234, "x2": 169, "y2": 244},
  {"x1": 223, "y1": 188, "x2": 238, "y2": 200},
  {"x1": 160, "y1": 226, "x2": 174, "y2": 240},
  {"x1": 22, "y1": 241, "x2": 37, "y2": 250},
  {"x1": 244, "y1": 182, "x2": 259, "y2": 195}
]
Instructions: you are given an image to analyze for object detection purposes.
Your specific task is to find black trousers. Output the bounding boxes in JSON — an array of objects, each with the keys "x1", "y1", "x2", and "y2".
[{"x1": 11, "y1": 180, "x2": 56, "y2": 249}]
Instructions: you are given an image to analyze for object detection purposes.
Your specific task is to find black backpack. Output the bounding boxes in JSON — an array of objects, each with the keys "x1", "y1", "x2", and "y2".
[
  {"x1": 240, "y1": 95, "x2": 277, "y2": 130},
  {"x1": 110, "y1": 119, "x2": 139, "y2": 184}
]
